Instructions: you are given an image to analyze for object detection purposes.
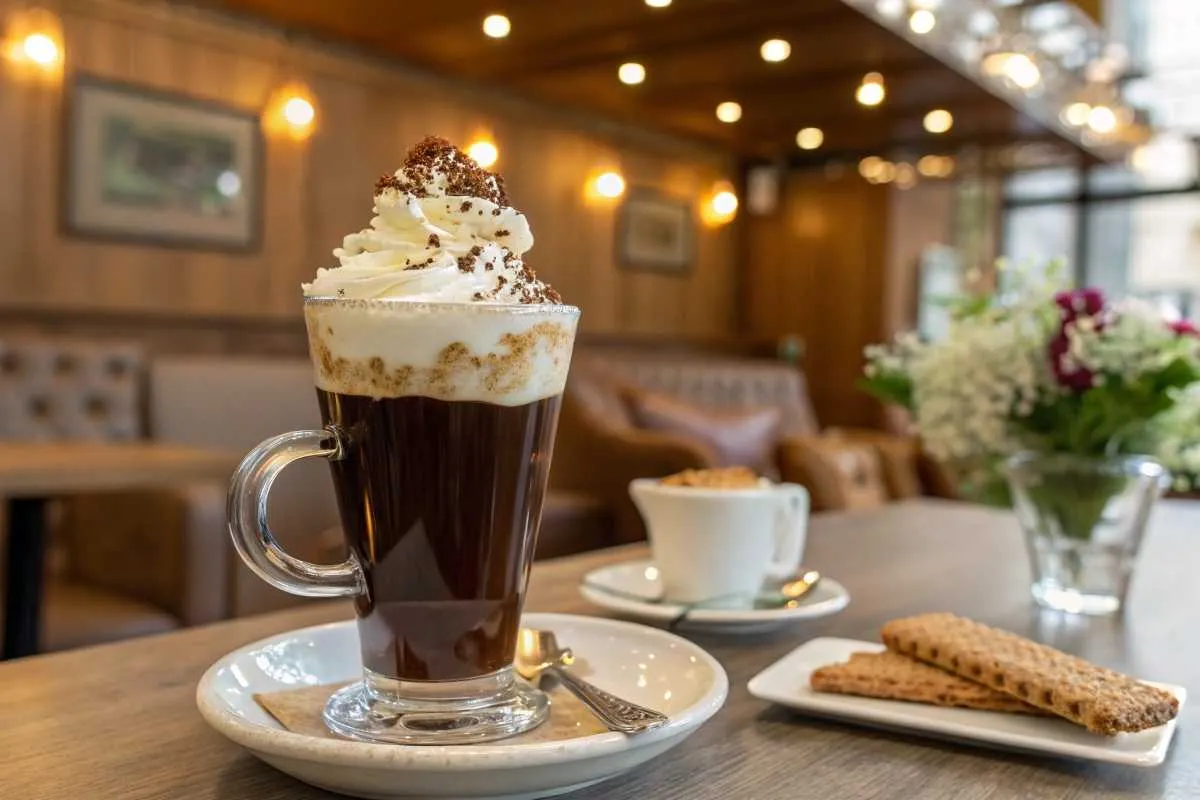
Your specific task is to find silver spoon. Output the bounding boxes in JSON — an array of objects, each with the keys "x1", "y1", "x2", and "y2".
[
  {"x1": 583, "y1": 568, "x2": 822, "y2": 610},
  {"x1": 514, "y1": 629, "x2": 669, "y2": 734},
  {"x1": 763, "y1": 569, "x2": 823, "y2": 609},
  {"x1": 666, "y1": 570, "x2": 823, "y2": 631}
]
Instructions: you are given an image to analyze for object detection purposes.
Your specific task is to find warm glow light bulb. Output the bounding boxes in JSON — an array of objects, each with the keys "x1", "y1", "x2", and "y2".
[
  {"x1": 22, "y1": 33, "x2": 59, "y2": 66},
  {"x1": 482, "y1": 14, "x2": 511, "y2": 38},
  {"x1": 923, "y1": 109, "x2": 953, "y2": 134},
  {"x1": 645, "y1": 0, "x2": 672, "y2": 7},
  {"x1": 711, "y1": 190, "x2": 738, "y2": 217},
  {"x1": 467, "y1": 140, "x2": 499, "y2": 168},
  {"x1": 909, "y1": 9, "x2": 936, "y2": 34},
  {"x1": 595, "y1": 171, "x2": 626, "y2": 199},
  {"x1": 1088, "y1": 105, "x2": 1118, "y2": 134},
  {"x1": 1004, "y1": 54, "x2": 1040, "y2": 89},
  {"x1": 282, "y1": 97, "x2": 315, "y2": 127},
  {"x1": 796, "y1": 127, "x2": 824, "y2": 150},
  {"x1": 856, "y1": 74, "x2": 886, "y2": 107},
  {"x1": 760, "y1": 39, "x2": 791, "y2": 63},
  {"x1": 715, "y1": 101, "x2": 742, "y2": 123},
  {"x1": 618, "y1": 62, "x2": 646, "y2": 85},
  {"x1": 859, "y1": 156, "x2": 884, "y2": 180},
  {"x1": 875, "y1": 0, "x2": 905, "y2": 18},
  {"x1": 1063, "y1": 102, "x2": 1091, "y2": 126}
]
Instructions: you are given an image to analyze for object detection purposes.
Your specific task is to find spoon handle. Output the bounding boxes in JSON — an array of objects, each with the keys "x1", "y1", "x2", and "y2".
[{"x1": 548, "y1": 666, "x2": 669, "y2": 734}]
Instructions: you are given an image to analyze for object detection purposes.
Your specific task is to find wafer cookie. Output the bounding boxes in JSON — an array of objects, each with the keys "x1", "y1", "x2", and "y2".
[
  {"x1": 810, "y1": 651, "x2": 1045, "y2": 714},
  {"x1": 881, "y1": 613, "x2": 1179, "y2": 735}
]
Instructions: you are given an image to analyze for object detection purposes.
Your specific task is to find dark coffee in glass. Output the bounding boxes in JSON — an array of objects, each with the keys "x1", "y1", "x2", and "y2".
[
  {"x1": 317, "y1": 391, "x2": 561, "y2": 681},
  {"x1": 228, "y1": 298, "x2": 579, "y2": 745}
]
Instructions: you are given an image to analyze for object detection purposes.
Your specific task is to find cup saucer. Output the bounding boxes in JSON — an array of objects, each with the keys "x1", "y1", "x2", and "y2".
[
  {"x1": 579, "y1": 559, "x2": 850, "y2": 634},
  {"x1": 196, "y1": 612, "x2": 728, "y2": 800}
]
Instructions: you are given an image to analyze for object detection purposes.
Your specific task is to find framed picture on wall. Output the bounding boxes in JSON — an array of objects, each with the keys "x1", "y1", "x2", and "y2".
[
  {"x1": 617, "y1": 190, "x2": 694, "y2": 274},
  {"x1": 63, "y1": 73, "x2": 263, "y2": 251}
]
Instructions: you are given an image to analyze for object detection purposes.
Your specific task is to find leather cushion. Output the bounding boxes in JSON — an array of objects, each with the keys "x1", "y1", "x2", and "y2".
[
  {"x1": 621, "y1": 386, "x2": 781, "y2": 475},
  {"x1": 824, "y1": 428, "x2": 923, "y2": 500},
  {"x1": 777, "y1": 436, "x2": 888, "y2": 512}
]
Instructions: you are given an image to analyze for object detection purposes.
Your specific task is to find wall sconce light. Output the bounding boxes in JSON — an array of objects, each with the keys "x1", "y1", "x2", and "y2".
[
  {"x1": 4, "y1": 7, "x2": 64, "y2": 79},
  {"x1": 467, "y1": 137, "x2": 499, "y2": 168},
  {"x1": 593, "y1": 171, "x2": 626, "y2": 199},
  {"x1": 265, "y1": 82, "x2": 317, "y2": 140},
  {"x1": 701, "y1": 181, "x2": 738, "y2": 226},
  {"x1": 283, "y1": 96, "x2": 314, "y2": 128}
]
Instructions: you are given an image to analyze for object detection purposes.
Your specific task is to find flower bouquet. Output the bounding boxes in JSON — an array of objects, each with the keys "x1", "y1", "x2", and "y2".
[{"x1": 862, "y1": 261, "x2": 1200, "y2": 614}]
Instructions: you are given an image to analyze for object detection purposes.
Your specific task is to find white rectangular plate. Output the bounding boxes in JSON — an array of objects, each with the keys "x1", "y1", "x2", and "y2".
[{"x1": 747, "y1": 637, "x2": 1185, "y2": 767}]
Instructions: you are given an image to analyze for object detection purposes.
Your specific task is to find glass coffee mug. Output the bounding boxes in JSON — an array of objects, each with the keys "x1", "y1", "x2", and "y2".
[{"x1": 228, "y1": 298, "x2": 580, "y2": 745}]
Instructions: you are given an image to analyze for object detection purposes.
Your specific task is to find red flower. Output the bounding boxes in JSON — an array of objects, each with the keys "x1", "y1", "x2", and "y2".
[
  {"x1": 1049, "y1": 289, "x2": 1105, "y2": 392},
  {"x1": 1054, "y1": 288, "x2": 1105, "y2": 321},
  {"x1": 1049, "y1": 331, "x2": 1094, "y2": 391},
  {"x1": 1170, "y1": 319, "x2": 1200, "y2": 338}
]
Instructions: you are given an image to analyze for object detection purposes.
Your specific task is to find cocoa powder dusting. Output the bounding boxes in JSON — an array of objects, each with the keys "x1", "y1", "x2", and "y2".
[{"x1": 362, "y1": 136, "x2": 566, "y2": 304}]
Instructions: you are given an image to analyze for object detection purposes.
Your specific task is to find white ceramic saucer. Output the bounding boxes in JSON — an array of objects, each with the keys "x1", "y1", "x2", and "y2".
[
  {"x1": 196, "y1": 613, "x2": 728, "y2": 800},
  {"x1": 580, "y1": 559, "x2": 850, "y2": 634}
]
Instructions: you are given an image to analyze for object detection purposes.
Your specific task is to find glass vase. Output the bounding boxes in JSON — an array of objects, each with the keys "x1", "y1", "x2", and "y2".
[{"x1": 1003, "y1": 452, "x2": 1168, "y2": 616}]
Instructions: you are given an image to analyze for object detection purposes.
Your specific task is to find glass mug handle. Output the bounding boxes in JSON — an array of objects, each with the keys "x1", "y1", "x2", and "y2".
[
  {"x1": 768, "y1": 483, "x2": 810, "y2": 580},
  {"x1": 227, "y1": 427, "x2": 365, "y2": 597}
]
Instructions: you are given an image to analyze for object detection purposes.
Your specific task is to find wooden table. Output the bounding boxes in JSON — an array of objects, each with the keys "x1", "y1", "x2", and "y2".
[
  {"x1": 0, "y1": 441, "x2": 236, "y2": 660},
  {"x1": 3, "y1": 499, "x2": 1198, "y2": 799}
]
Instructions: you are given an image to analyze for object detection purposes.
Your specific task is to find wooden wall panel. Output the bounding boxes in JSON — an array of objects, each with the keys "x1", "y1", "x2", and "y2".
[
  {"x1": 741, "y1": 170, "x2": 897, "y2": 429},
  {"x1": 0, "y1": 0, "x2": 737, "y2": 341}
]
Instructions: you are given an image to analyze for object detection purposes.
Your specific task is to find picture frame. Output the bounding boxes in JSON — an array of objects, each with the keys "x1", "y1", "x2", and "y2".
[
  {"x1": 617, "y1": 190, "x2": 694, "y2": 274},
  {"x1": 63, "y1": 73, "x2": 263, "y2": 252}
]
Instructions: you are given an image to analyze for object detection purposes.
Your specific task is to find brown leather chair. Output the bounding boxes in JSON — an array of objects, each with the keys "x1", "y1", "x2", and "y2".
[
  {"x1": 776, "y1": 436, "x2": 889, "y2": 512},
  {"x1": 551, "y1": 348, "x2": 820, "y2": 543}
]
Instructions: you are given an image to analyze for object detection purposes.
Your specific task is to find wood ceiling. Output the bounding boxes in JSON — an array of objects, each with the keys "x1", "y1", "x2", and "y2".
[{"x1": 202, "y1": 0, "x2": 1060, "y2": 163}]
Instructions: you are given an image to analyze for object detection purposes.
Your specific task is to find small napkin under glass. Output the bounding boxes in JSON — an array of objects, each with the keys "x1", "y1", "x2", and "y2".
[{"x1": 254, "y1": 682, "x2": 608, "y2": 743}]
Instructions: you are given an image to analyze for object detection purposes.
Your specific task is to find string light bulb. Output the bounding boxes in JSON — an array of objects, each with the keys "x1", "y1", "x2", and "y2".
[
  {"x1": 482, "y1": 14, "x2": 511, "y2": 38},
  {"x1": 1004, "y1": 53, "x2": 1040, "y2": 89},
  {"x1": 856, "y1": 72, "x2": 886, "y2": 106},
  {"x1": 618, "y1": 62, "x2": 646, "y2": 85},
  {"x1": 909, "y1": 10, "x2": 936, "y2": 34},
  {"x1": 796, "y1": 127, "x2": 824, "y2": 150},
  {"x1": 715, "y1": 101, "x2": 742, "y2": 123},
  {"x1": 467, "y1": 139, "x2": 499, "y2": 168},
  {"x1": 858, "y1": 156, "x2": 884, "y2": 180},
  {"x1": 1088, "y1": 105, "x2": 1117, "y2": 134},
  {"x1": 644, "y1": 0, "x2": 672, "y2": 7},
  {"x1": 1062, "y1": 102, "x2": 1091, "y2": 126}
]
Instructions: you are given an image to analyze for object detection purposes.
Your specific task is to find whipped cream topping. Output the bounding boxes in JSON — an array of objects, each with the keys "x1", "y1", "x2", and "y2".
[{"x1": 303, "y1": 137, "x2": 560, "y2": 305}]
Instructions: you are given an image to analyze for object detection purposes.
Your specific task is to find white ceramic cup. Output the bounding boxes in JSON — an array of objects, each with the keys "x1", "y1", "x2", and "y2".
[{"x1": 629, "y1": 478, "x2": 810, "y2": 604}]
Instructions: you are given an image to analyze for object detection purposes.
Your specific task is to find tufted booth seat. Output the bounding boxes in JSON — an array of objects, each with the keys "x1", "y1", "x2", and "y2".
[{"x1": 0, "y1": 337, "x2": 206, "y2": 654}]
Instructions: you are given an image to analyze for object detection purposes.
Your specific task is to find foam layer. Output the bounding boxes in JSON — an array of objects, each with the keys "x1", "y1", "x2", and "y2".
[{"x1": 304, "y1": 300, "x2": 579, "y2": 405}]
